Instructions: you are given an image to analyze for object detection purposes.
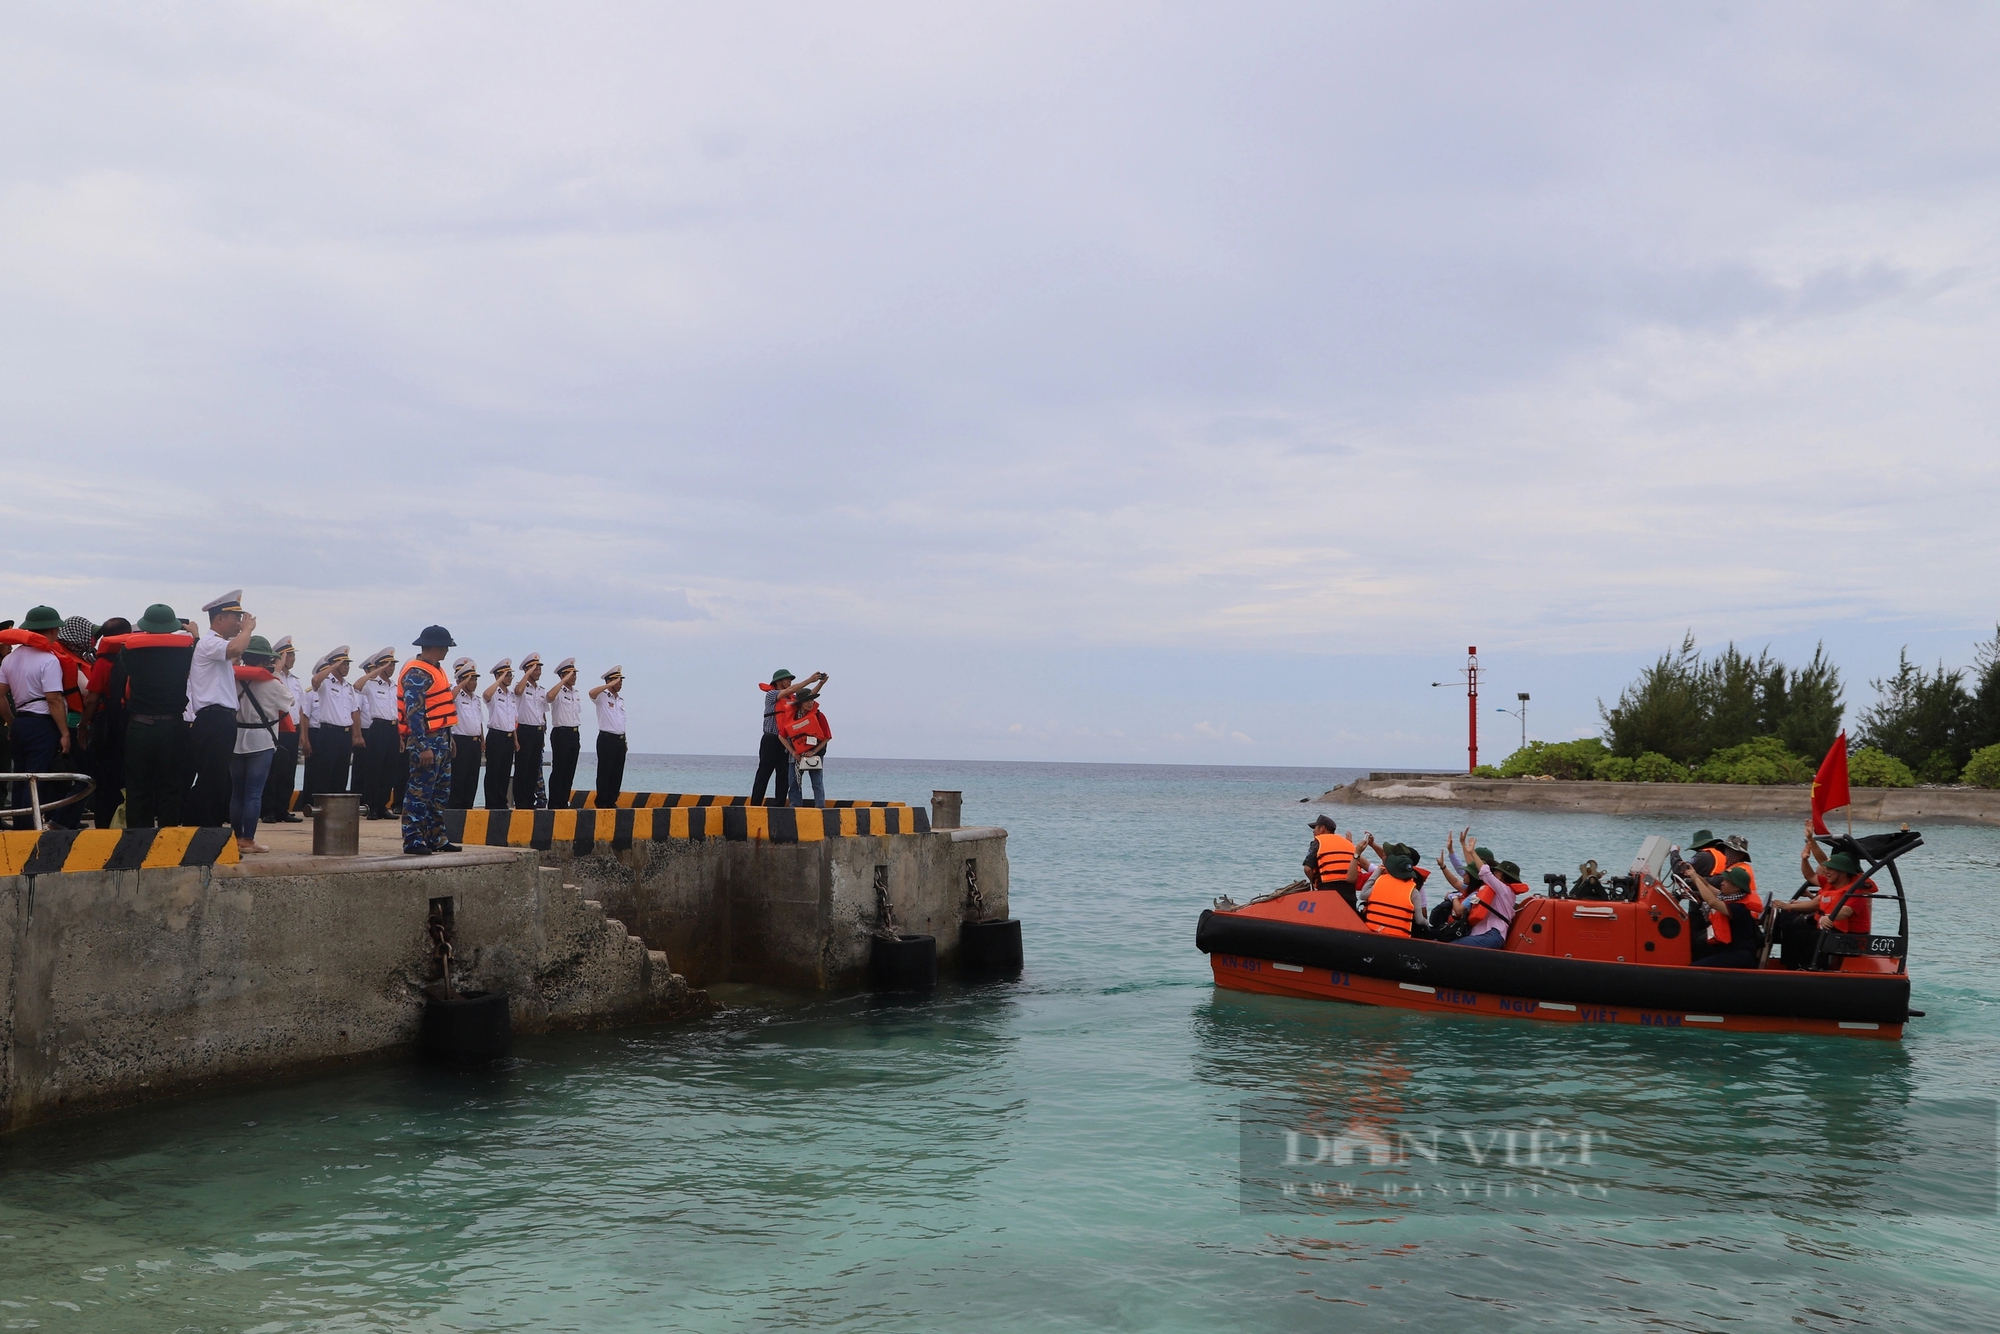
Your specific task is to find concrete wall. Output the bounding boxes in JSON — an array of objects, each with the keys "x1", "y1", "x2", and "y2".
[
  {"x1": 1321, "y1": 777, "x2": 2000, "y2": 825},
  {"x1": 0, "y1": 848, "x2": 704, "y2": 1134},
  {"x1": 547, "y1": 826, "x2": 1011, "y2": 989}
]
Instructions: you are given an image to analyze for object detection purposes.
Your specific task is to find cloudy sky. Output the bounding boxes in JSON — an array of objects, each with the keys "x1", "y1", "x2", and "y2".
[{"x1": 4, "y1": 2, "x2": 1996, "y2": 766}]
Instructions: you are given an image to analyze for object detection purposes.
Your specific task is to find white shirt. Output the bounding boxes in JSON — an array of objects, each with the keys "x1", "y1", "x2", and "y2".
[
  {"x1": 356, "y1": 677, "x2": 397, "y2": 728},
  {"x1": 187, "y1": 630, "x2": 237, "y2": 712},
  {"x1": 594, "y1": 689, "x2": 626, "y2": 734},
  {"x1": 486, "y1": 687, "x2": 518, "y2": 731},
  {"x1": 280, "y1": 671, "x2": 307, "y2": 726},
  {"x1": 313, "y1": 677, "x2": 360, "y2": 729},
  {"x1": 452, "y1": 690, "x2": 485, "y2": 737},
  {"x1": 516, "y1": 683, "x2": 548, "y2": 726},
  {"x1": 550, "y1": 684, "x2": 582, "y2": 727},
  {"x1": 0, "y1": 645, "x2": 62, "y2": 716},
  {"x1": 234, "y1": 678, "x2": 297, "y2": 756}
]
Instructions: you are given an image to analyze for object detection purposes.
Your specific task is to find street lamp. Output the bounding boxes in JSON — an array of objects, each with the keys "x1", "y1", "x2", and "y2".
[{"x1": 1494, "y1": 692, "x2": 1530, "y2": 752}]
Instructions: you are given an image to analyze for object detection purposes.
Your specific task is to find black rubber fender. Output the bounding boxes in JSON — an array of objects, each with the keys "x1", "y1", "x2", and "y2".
[
  {"x1": 870, "y1": 933, "x2": 937, "y2": 992},
  {"x1": 960, "y1": 918, "x2": 1023, "y2": 974},
  {"x1": 421, "y1": 990, "x2": 512, "y2": 1065}
]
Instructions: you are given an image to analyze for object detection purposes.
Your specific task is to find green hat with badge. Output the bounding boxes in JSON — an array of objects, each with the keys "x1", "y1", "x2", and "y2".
[
  {"x1": 1723, "y1": 866, "x2": 1751, "y2": 892},
  {"x1": 1826, "y1": 851, "x2": 1863, "y2": 876},
  {"x1": 20, "y1": 605, "x2": 60, "y2": 632}
]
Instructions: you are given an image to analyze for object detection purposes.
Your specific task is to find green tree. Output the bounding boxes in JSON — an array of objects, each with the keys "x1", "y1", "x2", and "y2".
[
  {"x1": 1699, "y1": 643, "x2": 1776, "y2": 756},
  {"x1": 1857, "y1": 650, "x2": 1972, "y2": 780},
  {"x1": 1498, "y1": 738, "x2": 1609, "y2": 780},
  {"x1": 1774, "y1": 642, "x2": 1844, "y2": 760},
  {"x1": 1967, "y1": 627, "x2": 2000, "y2": 754},
  {"x1": 1848, "y1": 746, "x2": 1915, "y2": 788},
  {"x1": 1601, "y1": 633, "x2": 1705, "y2": 762}
]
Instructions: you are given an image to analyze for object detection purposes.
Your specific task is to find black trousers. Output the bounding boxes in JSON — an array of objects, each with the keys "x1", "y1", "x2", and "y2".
[
  {"x1": 594, "y1": 732, "x2": 627, "y2": 806},
  {"x1": 484, "y1": 729, "x2": 516, "y2": 808},
  {"x1": 9, "y1": 713, "x2": 69, "y2": 829},
  {"x1": 124, "y1": 714, "x2": 187, "y2": 828},
  {"x1": 513, "y1": 724, "x2": 545, "y2": 808},
  {"x1": 92, "y1": 710, "x2": 127, "y2": 828},
  {"x1": 449, "y1": 734, "x2": 483, "y2": 808},
  {"x1": 752, "y1": 732, "x2": 792, "y2": 806},
  {"x1": 187, "y1": 704, "x2": 236, "y2": 827},
  {"x1": 549, "y1": 726, "x2": 581, "y2": 808},
  {"x1": 360, "y1": 719, "x2": 400, "y2": 817},
  {"x1": 305, "y1": 723, "x2": 353, "y2": 802},
  {"x1": 263, "y1": 730, "x2": 299, "y2": 820}
]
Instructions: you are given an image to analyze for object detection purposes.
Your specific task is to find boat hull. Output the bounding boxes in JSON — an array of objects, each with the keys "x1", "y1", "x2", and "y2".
[{"x1": 1197, "y1": 909, "x2": 1909, "y2": 1039}]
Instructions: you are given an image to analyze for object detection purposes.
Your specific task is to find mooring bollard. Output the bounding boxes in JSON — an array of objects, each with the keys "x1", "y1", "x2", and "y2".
[
  {"x1": 931, "y1": 789, "x2": 962, "y2": 831},
  {"x1": 313, "y1": 792, "x2": 361, "y2": 856}
]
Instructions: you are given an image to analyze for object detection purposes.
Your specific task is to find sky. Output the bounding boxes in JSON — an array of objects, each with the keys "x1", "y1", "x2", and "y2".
[{"x1": 3, "y1": 2, "x2": 1997, "y2": 767}]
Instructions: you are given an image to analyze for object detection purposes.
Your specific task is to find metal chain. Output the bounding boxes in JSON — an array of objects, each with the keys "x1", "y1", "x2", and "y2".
[
  {"x1": 964, "y1": 859, "x2": 986, "y2": 919},
  {"x1": 873, "y1": 865, "x2": 898, "y2": 938}
]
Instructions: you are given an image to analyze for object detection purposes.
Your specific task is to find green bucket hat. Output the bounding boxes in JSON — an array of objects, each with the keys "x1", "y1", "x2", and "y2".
[
  {"x1": 1384, "y1": 854, "x2": 1412, "y2": 877},
  {"x1": 772, "y1": 669, "x2": 795, "y2": 683},
  {"x1": 20, "y1": 605, "x2": 61, "y2": 632},
  {"x1": 135, "y1": 604, "x2": 181, "y2": 634},
  {"x1": 1474, "y1": 845, "x2": 1497, "y2": 864},
  {"x1": 1499, "y1": 860, "x2": 1521, "y2": 882},
  {"x1": 1690, "y1": 829, "x2": 1718, "y2": 848},
  {"x1": 1826, "y1": 851, "x2": 1863, "y2": 876}
]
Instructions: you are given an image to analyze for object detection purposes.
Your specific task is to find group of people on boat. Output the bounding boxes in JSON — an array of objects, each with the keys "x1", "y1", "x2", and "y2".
[{"x1": 1301, "y1": 815, "x2": 1879, "y2": 969}]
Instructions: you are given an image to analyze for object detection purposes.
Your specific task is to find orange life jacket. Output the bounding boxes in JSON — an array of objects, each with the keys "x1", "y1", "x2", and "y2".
[
  {"x1": 1816, "y1": 874, "x2": 1875, "y2": 934},
  {"x1": 1, "y1": 629, "x2": 85, "y2": 717},
  {"x1": 1363, "y1": 874, "x2": 1418, "y2": 937},
  {"x1": 1312, "y1": 833, "x2": 1355, "y2": 883},
  {"x1": 397, "y1": 659, "x2": 458, "y2": 737}
]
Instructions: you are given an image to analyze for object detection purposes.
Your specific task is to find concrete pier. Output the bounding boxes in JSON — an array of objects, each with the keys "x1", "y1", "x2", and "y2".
[{"x1": 0, "y1": 791, "x2": 1012, "y2": 1133}]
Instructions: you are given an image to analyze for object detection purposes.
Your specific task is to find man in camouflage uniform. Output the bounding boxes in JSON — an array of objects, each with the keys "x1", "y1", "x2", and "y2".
[{"x1": 399, "y1": 626, "x2": 463, "y2": 856}]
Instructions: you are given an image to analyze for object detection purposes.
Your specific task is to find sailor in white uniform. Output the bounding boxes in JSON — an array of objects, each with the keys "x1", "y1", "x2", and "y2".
[{"x1": 589, "y1": 665, "x2": 628, "y2": 806}]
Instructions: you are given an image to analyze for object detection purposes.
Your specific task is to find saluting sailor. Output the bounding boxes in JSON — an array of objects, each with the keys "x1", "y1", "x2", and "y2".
[
  {"x1": 589, "y1": 665, "x2": 627, "y2": 806},
  {"x1": 306, "y1": 646, "x2": 364, "y2": 803},
  {"x1": 512, "y1": 652, "x2": 548, "y2": 809},
  {"x1": 187, "y1": 590, "x2": 256, "y2": 827},
  {"x1": 353, "y1": 648, "x2": 400, "y2": 820},
  {"x1": 448, "y1": 658, "x2": 484, "y2": 809},
  {"x1": 482, "y1": 658, "x2": 518, "y2": 808},
  {"x1": 262, "y1": 635, "x2": 308, "y2": 824},
  {"x1": 547, "y1": 657, "x2": 583, "y2": 808},
  {"x1": 397, "y1": 626, "x2": 463, "y2": 856}
]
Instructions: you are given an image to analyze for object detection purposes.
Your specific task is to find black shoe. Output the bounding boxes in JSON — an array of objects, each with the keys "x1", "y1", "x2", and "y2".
[
  {"x1": 402, "y1": 845, "x2": 433, "y2": 856},
  {"x1": 438, "y1": 842, "x2": 463, "y2": 853},
  {"x1": 276, "y1": 812, "x2": 305, "y2": 823}
]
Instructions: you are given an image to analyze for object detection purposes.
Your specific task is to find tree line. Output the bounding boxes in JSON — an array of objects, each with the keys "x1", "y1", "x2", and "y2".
[{"x1": 1483, "y1": 629, "x2": 2000, "y2": 787}]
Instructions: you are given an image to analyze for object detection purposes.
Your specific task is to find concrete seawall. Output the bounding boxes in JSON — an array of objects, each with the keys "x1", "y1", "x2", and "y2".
[
  {"x1": 1, "y1": 848, "x2": 703, "y2": 1135},
  {"x1": 1319, "y1": 776, "x2": 2000, "y2": 825}
]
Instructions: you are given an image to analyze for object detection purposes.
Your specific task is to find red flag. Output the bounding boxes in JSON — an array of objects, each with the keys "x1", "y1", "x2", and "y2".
[{"x1": 1811, "y1": 731, "x2": 1851, "y2": 835}]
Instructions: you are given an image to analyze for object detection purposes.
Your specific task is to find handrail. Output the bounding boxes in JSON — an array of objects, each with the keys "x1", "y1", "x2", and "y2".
[{"x1": 0, "y1": 773, "x2": 98, "y2": 831}]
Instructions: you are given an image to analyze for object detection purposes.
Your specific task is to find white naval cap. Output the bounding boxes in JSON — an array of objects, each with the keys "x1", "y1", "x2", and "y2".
[
  {"x1": 271, "y1": 635, "x2": 294, "y2": 654},
  {"x1": 360, "y1": 646, "x2": 394, "y2": 670},
  {"x1": 491, "y1": 657, "x2": 513, "y2": 673},
  {"x1": 202, "y1": 589, "x2": 244, "y2": 615},
  {"x1": 314, "y1": 645, "x2": 351, "y2": 672},
  {"x1": 452, "y1": 656, "x2": 477, "y2": 678},
  {"x1": 520, "y1": 651, "x2": 543, "y2": 668},
  {"x1": 555, "y1": 657, "x2": 575, "y2": 673},
  {"x1": 602, "y1": 664, "x2": 623, "y2": 681}
]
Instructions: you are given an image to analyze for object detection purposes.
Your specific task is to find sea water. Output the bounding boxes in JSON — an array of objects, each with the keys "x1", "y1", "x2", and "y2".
[{"x1": 2, "y1": 756, "x2": 1996, "y2": 1332}]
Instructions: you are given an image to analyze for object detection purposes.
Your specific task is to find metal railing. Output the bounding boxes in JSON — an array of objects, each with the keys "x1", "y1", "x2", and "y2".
[{"x1": 0, "y1": 773, "x2": 98, "y2": 831}]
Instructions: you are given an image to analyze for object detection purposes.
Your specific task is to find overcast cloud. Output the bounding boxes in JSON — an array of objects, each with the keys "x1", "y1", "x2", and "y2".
[{"x1": 4, "y1": 2, "x2": 1997, "y2": 765}]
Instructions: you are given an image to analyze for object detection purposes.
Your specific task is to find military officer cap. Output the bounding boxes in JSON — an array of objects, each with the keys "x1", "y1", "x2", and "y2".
[
  {"x1": 202, "y1": 590, "x2": 244, "y2": 616},
  {"x1": 602, "y1": 665, "x2": 623, "y2": 681},
  {"x1": 491, "y1": 657, "x2": 513, "y2": 673},
  {"x1": 520, "y1": 651, "x2": 543, "y2": 669},
  {"x1": 360, "y1": 647, "x2": 394, "y2": 671},
  {"x1": 315, "y1": 645, "x2": 351, "y2": 672},
  {"x1": 413, "y1": 625, "x2": 456, "y2": 648},
  {"x1": 555, "y1": 657, "x2": 576, "y2": 674},
  {"x1": 272, "y1": 635, "x2": 294, "y2": 655},
  {"x1": 453, "y1": 657, "x2": 478, "y2": 679}
]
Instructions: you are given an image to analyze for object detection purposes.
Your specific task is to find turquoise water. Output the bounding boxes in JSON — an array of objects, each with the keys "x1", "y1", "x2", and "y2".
[{"x1": 3, "y1": 756, "x2": 1997, "y2": 1331}]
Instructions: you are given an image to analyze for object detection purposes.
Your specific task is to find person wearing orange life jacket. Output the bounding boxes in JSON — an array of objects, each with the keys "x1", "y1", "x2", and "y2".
[
  {"x1": 1680, "y1": 856, "x2": 1764, "y2": 968},
  {"x1": 396, "y1": 626, "x2": 464, "y2": 856},
  {"x1": 1302, "y1": 815, "x2": 1361, "y2": 907},
  {"x1": 1774, "y1": 834, "x2": 1877, "y2": 967},
  {"x1": 1688, "y1": 829, "x2": 1759, "y2": 905},
  {"x1": 1, "y1": 606, "x2": 75, "y2": 829},
  {"x1": 1360, "y1": 852, "x2": 1428, "y2": 937}
]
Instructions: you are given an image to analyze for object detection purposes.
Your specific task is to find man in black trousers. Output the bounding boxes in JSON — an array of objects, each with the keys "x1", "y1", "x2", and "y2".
[
  {"x1": 448, "y1": 657, "x2": 484, "y2": 808},
  {"x1": 186, "y1": 591, "x2": 254, "y2": 827}
]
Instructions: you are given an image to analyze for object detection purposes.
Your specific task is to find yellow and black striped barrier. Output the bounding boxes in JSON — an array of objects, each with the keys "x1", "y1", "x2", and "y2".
[
  {"x1": 447, "y1": 803, "x2": 929, "y2": 852},
  {"x1": 0, "y1": 826, "x2": 240, "y2": 876},
  {"x1": 567, "y1": 792, "x2": 908, "y2": 810}
]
